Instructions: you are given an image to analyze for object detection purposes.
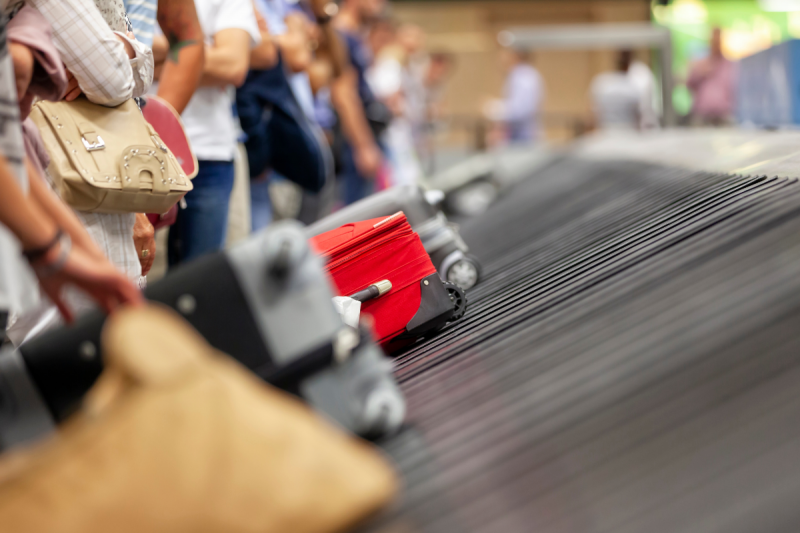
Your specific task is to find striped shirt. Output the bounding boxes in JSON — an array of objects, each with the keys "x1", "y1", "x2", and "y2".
[{"x1": 124, "y1": 0, "x2": 157, "y2": 47}]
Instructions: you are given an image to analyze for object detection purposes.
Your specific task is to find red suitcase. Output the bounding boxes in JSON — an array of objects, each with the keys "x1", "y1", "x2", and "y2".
[{"x1": 311, "y1": 212, "x2": 467, "y2": 350}]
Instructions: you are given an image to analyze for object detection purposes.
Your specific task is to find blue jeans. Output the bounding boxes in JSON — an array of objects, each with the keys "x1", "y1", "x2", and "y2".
[
  {"x1": 168, "y1": 160, "x2": 235, "y2": 267},
  {"x1": 340, "y1": 143, "x2": 375, "y2": 206},
  {"x1": 250, "y1": 174, "x2": 274, "y2": 232}
]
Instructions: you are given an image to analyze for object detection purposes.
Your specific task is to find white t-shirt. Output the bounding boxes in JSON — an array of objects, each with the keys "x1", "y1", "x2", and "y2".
[
  {"x1": 628, "y1": 61, "x2": 660, "y2": 129},
  {"x1": 181, "y1": 0, "x2": 260, "y2": 161},
  {"x1": 590, "y1": 71, "x2": 641, "y2": 130}
]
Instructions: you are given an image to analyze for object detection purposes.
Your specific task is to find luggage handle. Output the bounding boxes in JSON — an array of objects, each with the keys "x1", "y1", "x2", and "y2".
[{"x1": 348, "y1": 280, "x2": 392, "y2": 303}]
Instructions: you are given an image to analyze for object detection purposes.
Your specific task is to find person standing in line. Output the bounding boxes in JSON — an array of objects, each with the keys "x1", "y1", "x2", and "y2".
[
  {"x1": 590, "y1": 50, "x2": 641, "y2": 131},
  {"x1": 484, "y1": 47, "x2": 544, "y2": 144},
  {"x1": 167, "y1": 0, "x2": 260, "y2": 266},
  {"x1": 366, "y1": 19, "x2": 423, "y2": 188},
  {"x1": 687, "y1": 27, "x2": 736, "y2": 127},
  {"x1": 332, "y1": 0, "x2": 386, "y2": 205},
  {"x1": 627, "y1": 53, "x2": 660, "y2": 130},
  {"x1": 0, "y1": 12, "x2": 141, "y2": 342},
  {"x1": 248, "y1": 0, "x2": 315, "y2": 232}
]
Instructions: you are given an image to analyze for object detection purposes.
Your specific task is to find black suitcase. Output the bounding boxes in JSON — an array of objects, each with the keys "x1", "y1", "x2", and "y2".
[{"x1": 0, "y1": 222, "x2": 405, "y2": 450}]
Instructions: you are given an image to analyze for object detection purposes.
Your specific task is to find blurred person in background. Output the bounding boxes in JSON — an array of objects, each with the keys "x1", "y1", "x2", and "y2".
[
  {"x1": 484, "y1": 46, "x2": 544, "y2": 145},
  {"x1": 248, "y1": 0, "x2": 314, "y2": 232},
  {"x1": 627, "y1": 52, "x2": 660, "y2": 130},
  {"x1": 590, "y1": 50, "x2": 641, "y2": 131},
  {"x1": 414, "y1": 51, "x2": 453, "y2": 172},
  {"x1": 396, "y1": 24, "x2": 427, "y2": 144},
  {"x1": 333, "y1": 0, "x2": 386, "y2": 205},
  {"x1": 687, "y1": 27, "x2": 736, "y2": 127},
  {"x1": 166, "y1": 0, "x2": 260, "y2": 266},
  {"x1": 366, "y1": 18, "x2": 423, "y2": 188}
]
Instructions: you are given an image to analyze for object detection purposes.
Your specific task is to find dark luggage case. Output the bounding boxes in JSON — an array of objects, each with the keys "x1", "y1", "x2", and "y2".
[
  {"x1": 310, "y1": 212, "x2": 467, "y2": 352},
  {"x1": 0, "y1": 222, "x2": 405, "y2": 450},
  {"x1": 307, "y1": 186, "x2": 483, "y2": 290}
]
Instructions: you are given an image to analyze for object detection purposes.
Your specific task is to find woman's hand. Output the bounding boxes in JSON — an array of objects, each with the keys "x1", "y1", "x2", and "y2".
[
  {"x1": 133, "y1": 213, "x2": 156, "y2": 276},
  {"x1": 64, "y1": 69, "x2": 83, "y2": 101},
  {"x1": 34, "y1": 238, "x2": 144, "y2": 323}
]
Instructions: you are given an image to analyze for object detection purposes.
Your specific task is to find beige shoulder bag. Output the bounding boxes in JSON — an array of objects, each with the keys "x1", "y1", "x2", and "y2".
[
  {"x1": 29, "y1": 97, "x2": 193, "y2": 214},
  {"x1": 0, "y1": 305, "x2": 397, "y2": 533}
]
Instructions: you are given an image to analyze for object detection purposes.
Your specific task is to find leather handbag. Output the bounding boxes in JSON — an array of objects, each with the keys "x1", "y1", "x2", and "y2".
[
  {"x1": 0, "y1": 305, "x2": 397, "y2": 533},
  {"x1": 29, "y1": 97, "x2": 193, "y2": 214}
]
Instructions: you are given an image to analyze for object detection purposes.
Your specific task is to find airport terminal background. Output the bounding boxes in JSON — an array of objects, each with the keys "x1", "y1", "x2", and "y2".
[{"x1": 4, "y1": 0, "x2": 800, "y2": 531}]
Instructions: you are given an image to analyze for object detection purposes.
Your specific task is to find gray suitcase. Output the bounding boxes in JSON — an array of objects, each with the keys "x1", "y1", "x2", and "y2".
[
  {"x1": 0, "y1": 221, "x2": 405, "y2": 451},
  {"x1": 307, "y1": 185, "x2": 483, "y2": 290}
]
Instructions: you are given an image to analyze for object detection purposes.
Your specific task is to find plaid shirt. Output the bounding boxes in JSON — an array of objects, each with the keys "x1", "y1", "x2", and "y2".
[
  {"x1": 29, "y1": 0, "x2": 148, "y2": 289},
  {"x1": 28, "y1": 0, "x2": 154, "y2": 107}
]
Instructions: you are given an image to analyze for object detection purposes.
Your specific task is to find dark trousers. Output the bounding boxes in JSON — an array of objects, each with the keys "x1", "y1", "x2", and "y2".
[{"x1": 168, "y1": 160, "x2": 235, "y2": 267}]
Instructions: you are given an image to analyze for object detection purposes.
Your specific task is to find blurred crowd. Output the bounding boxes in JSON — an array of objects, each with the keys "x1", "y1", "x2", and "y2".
[
  {"x1": 0, "y1": 0, "x2": 742, "y2": 347},
  {"x1": 0, "y1": 0, "x2": 462, "y2": 345}
]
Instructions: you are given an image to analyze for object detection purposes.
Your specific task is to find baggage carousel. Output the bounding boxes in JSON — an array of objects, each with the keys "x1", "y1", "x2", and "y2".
[{"x1": 366, "y1": 151, "x2": 800, "y2": 532}]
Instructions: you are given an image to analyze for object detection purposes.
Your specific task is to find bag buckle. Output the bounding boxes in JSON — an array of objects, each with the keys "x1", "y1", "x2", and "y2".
[{"x1": 82, "y1": 135, "x2": 106, "y2": 152}]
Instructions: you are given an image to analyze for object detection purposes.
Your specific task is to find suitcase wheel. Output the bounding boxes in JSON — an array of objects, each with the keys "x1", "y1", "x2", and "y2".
[
  {"x1": 359, "y1": 383, "x2": 407, "y2": 438},
  {"x1": 444, "y1": 282, "x2": 468, "y2": 322},
  {"x1": 445, "y1": 254, "x2": 482, "y2": 291}
]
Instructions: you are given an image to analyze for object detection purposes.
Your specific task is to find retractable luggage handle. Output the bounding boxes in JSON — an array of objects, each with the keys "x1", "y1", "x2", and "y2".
[{"x1": 349, "y1": 280, "x2": 392, "y2": 303}]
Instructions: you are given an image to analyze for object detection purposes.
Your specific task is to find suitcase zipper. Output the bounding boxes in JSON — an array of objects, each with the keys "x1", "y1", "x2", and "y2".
[
  {"x1": 326, "y1": 229, "x2": 413, "y2": 271},
  {"x1": 324, "y1": 212, "x2": 409, "y2": 259}
]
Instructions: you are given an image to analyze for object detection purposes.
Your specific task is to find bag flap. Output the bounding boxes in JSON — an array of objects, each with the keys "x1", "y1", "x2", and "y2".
[{"x1": 34, "y1": 98, "x2": 192, "y2": 192}]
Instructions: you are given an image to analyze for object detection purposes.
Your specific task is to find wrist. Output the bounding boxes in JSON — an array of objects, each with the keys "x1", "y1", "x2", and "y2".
[
  {"x1": 357, "y1": 142, "x2": 378, "y2": 153},
  {"x1": 22, "y1": 228, "x2": 62, "y2": 263},
  {"x1": 25, "y1": 231, "x2": 72, "y2": 278}
]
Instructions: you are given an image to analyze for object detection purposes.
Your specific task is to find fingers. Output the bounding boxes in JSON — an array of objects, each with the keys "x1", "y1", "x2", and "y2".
[
  {"x1": 141, "y1": 254, "x2": 154, "y2": 276},
  {"x1": 51, "y1": 292, "x2": 75, "y2": 324},
  {"x1": 64, "y1": 75, "x2": 81, "y2": 101},
  {"x1": 117, "y1": 277, "x2": 145, "y2": 307},
  {"x1": 65, "y1": 86, "x2": 82, "y2": 102},
  {"x1": 137, "y1": 239, "x2": 155, "y2": 276}
]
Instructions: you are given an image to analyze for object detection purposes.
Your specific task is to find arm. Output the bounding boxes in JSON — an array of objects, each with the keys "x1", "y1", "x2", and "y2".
[
  {"x1": 28, "y1": 0, "x2": 143, "y2": 106},
  {"x1": 115, "y1": 32, "x2": 155, "y2": 98},
  {"x1": 199, "y1": 28, "x2": 253, "y2": 88},
  {"x1": 330, "y1": 67, "x2": 382, "y2": 177},
  {"x1": 249, "y1": 2, "x2": 278, "y2": 70},
  {"x1": 274, "y1": 12, "x2": 312, "y2": 73},
  {"x1": 310, "y1": 1, "x2": 347, "y2": 80},
  {"x1": 26, "y1": 160, "x2": 104, "y2": 261},
  {"x1": 156, "y1": 0, "x2": 206, "y2": 114},
  {"x1": 687, "y1": 60, "x2": 711, "y2": 92},
  {"x1": 0, "y1": 158, "x2": 59, "y2": 253},
  {"x1": 0, "y1": 156, "x2": 142, "y2": 320}
]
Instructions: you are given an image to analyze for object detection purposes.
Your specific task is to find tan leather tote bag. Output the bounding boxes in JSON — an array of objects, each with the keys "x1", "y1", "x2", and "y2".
[
  {"x1": 29, "y1": 97, "x2": 193, "y2": 214},
  {"x1": 0, "y1": 305, "x2": 397, "y2": 533}
]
